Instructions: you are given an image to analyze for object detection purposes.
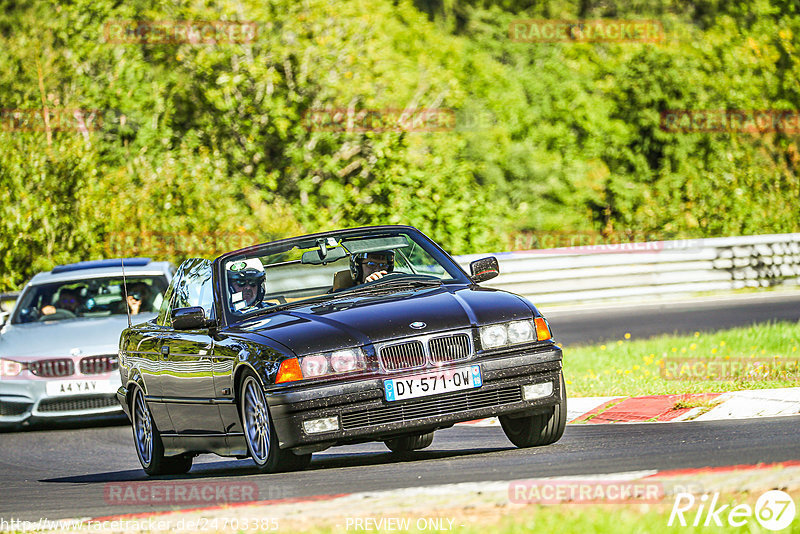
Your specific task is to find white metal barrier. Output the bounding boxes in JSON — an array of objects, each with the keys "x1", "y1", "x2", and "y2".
[{"x1": 455, "y1": 233, "x2": 800, "y2": 304}]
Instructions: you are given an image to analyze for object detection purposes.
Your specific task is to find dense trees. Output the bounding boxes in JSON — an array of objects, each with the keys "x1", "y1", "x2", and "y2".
[{"x1": 0, "y1": 0, "x2": 797, "y2": 290}]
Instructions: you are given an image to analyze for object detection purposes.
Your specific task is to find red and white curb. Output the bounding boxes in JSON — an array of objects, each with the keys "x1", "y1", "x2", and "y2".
[{"x1": 459, "y1": 387, "x2": 800, "y2": 426}]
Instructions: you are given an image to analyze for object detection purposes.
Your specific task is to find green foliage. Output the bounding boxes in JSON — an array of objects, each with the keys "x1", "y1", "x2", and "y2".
[{"x1": 0, "y1": 0, "x2": 798, "y2": 290}]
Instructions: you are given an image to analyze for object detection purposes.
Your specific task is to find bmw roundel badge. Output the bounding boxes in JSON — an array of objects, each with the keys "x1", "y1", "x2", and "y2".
[{"x1": 409, "y1": 321, "x2": 426, "y2": 330}]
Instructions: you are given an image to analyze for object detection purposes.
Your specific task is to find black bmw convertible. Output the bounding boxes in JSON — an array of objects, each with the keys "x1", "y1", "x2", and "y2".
[{"x1": 117, "y1": 225, "x2": 565, "y2": 475}]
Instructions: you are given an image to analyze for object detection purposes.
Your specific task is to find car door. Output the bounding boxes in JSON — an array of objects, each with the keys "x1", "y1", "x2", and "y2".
[
  {"x1": 134, "y1": 268, "x2": 188, "y2": 434},
  {"x1": 159, "y1": 258, "x2": 225, "y2": 435}
]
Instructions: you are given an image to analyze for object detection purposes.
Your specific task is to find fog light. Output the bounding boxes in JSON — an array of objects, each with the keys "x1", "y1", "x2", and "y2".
[
  {"x1": 522, "y1": 382, "x2": 553, "y2": 400},
  {"x1": 303, "y1": 416, "x2": 339, "y2": 434}
]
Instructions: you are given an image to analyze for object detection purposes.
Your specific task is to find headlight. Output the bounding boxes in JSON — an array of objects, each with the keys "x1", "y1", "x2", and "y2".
[
  {"x1": 0, "y1": 358, "x2": 23, "y2": 377},
  {"x1": 508, "y1": 320, "x2": 534, "y2": 344},
  {"x1": 480, "y1": 325, "x2": 508, "y2": 349},
  {"x1": 480, "y1": 319, "x2": 539, "y2": 350},
  {"x1": 330, "y1": 349, "x2": 360, "y2": 372},
  {"x1": 300, "y1": 355, "x2": 329, "y2": 377},
  {"x1": 297, "y1": 348, "x2": 366, "y2": 379}
]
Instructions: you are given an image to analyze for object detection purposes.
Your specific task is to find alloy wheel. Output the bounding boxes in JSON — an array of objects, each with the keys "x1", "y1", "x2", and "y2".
[
  {"x1": 243, "y1": 377, "x2": 271, "y2": 464},
  {"x1": 133, "y1": 389, "x2": 153, "y2": 466}
]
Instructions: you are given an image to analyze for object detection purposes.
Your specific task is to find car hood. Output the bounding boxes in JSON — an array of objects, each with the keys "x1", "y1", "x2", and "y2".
[
  {"x1": 235, "y1": 286, "x2": 535, "y2": 356},
  {"x1": 0, "y1": 314, "x2": 156, "y2": 358}
]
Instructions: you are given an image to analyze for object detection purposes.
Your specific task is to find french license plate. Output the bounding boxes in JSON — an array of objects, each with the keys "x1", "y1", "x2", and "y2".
[
  {"x1": 384, "y1": 365, "x2": 482, "y2": 402},
  {"x1": 45, "y1": 380, "x2": 114, "y2": 397}
]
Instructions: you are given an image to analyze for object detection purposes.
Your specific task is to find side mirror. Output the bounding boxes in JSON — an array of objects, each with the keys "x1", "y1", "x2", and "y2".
[
  {"x1": 0, "y1": 311, "x2": 7, "y2": 328},
  {"x1": 171, "y1": 306, "x2": 212, "y2": 330},
  {"x1": 470, "y1": 256, "x2": 500, "y2": 283}
]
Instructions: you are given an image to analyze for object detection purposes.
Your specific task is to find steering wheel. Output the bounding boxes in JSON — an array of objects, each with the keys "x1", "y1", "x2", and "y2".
[
  {"x1": 365, "y1": 272, "x2": 405, "y2": 283},
  {"x1": 38, "y1": 309, "x2": 77, "y2": 321}
]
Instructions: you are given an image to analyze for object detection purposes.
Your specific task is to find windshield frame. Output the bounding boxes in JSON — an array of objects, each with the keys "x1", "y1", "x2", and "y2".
[{"x1": 213, "y1": 225, "x2": 471, "y2": 327}]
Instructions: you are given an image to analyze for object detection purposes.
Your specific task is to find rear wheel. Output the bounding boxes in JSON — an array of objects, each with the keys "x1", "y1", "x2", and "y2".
[
  {"x1": 500, "y1": 372, "x2": 567, "y2": 448},
  {"x1": 384, "y1": 431, "x2": 434, "y2": 453},
  {"x1": 131, "y1": 387, "x2": 193, "y2": 475},
  {"x1": 240, "y1": 373, "x2": 311, "y2": 473}
]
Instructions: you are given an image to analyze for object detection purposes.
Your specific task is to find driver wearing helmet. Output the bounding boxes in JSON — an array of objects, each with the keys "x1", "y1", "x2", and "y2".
[
  {"x1": 227, "y1": 258, "x2": 267, "y2": 312},
  {"x1": 351, "y1": 250, "x2": 395, "y2": 284}
]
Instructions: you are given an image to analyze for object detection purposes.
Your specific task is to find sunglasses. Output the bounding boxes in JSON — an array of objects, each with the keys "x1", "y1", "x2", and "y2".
[
  {"x1": 233, "y1": 281, "x2": 259, "y2": 288},
  {"x1": 129, "y1": 292, "x2": 143, "y2": 301},
  {"x1": 361, "y1": 261, "x2": 390, "y2": 269}
]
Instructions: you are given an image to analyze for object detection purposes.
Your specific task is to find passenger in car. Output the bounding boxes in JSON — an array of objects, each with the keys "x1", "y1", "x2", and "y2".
[
  {"x1": 123, "y1": 282, "x2": 151, "y2": 315},
  {"x1": 355, "y1": 250, "x2": 395, "y2": 283},
  {"x1": 332, "y1": 250, "x2": 396, "y2": 291}
]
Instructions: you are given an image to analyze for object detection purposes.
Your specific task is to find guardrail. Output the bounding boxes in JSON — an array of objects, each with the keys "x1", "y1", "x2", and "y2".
[
  {"x1": 455, "y1": 233, "x2": 800, "y2": 304},
  {"x1": 0, "y1": 292, "x2": 18, "y2": 310}
]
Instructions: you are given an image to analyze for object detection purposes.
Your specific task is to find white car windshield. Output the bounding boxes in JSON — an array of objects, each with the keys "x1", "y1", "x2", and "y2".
[{"x1": 12, "y1": 276, "x2": 168, "y2": 324}]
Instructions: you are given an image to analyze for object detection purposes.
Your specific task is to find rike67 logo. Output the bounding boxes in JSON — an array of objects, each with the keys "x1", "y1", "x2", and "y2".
[{"x1": 669, "y1": 490, "x2": 796, "y2": 531}]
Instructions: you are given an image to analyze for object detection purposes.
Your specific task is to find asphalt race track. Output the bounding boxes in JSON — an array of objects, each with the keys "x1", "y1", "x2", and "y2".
[
  {"x1": 1, "y1": 417, "x2": 799, "y2": 521},
  {"x1": 1, "y1": 293, "x2": 799, "y2": 521},
  {"x1": 543, "y1": 292, "x2": 800, "y2": 346}
]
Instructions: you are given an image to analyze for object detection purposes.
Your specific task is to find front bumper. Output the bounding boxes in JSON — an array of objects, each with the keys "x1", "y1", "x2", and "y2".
[
  {"x1": 0, "y1": 376, "x2": 123, "y2": 427},
  {"x1": 266, "y1": 345, "x2": 563, "y2": 450}
]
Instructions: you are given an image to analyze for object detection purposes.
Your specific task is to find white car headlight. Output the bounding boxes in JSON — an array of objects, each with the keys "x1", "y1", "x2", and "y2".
[{"x1": 0, "y1": 358, "x2": 23, "y2": 377}]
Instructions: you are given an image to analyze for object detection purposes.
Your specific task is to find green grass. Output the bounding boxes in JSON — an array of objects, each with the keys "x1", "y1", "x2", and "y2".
[
  {"x1": 563, "y1": 321, "x2": 800, "y2": 397},
  {"x1": 290, "y1": 492, "x2": 800, "y2": 534}
]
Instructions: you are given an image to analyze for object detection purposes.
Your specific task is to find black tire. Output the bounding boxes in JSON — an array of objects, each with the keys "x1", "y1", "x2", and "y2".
[
  {"x1": 131, "y1": 387, "x2": 193, "y2": 476},
  {"x1": 239, "y1": 372, "x2": 311, "y2": 473},
  {"x1": 384, "y1": 431, "x2": 434, "y2": 453},
  {"x1": 500, "y1": 372, "x2": 567, "y2": 448}
]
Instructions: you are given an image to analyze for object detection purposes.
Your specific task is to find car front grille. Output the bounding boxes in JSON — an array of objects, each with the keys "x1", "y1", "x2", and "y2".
[
  {"x1": 340, "y1": 385, "x2": 522, "y2": 430},
  {"x1": 379, "y1": 341, "x2": 426, "y2": 371},
  {"x1": 28, "y1": 359, "x2": 75, "y2": 378},
  {"x1": 79, "y1": 355, "x2": 118, "y2": 375},
  {"x1": 377, "y1": 331, "x2": 474, "y2": 372},
  {"x1": 37, "y1": 396, "x2": 119, "y2": 413},
  {"x1": 0, "y1": 401, "x2": 30, "y2": 416},
  {"x1": 429, "y1": 333, "x2": 472, "y2": 363}
]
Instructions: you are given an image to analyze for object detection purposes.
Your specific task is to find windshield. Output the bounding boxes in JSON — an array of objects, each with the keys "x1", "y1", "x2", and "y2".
[
  {"x1": 12, "y1": 276, "x2": 169, "y2": 324},
  {"x1": 222, "y1": 229, "x2": 468, "y2": 318}
]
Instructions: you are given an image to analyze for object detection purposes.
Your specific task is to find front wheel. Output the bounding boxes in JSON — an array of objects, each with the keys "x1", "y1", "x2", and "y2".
[
  {"x1": 131, "y1": 387, "x2": 193, "y2": 476},
  {"x1": 240, "y1": 373, "x2": 311, "y2": 473},
  {"x1": 500, "y1": 372, "x2": 567, "y2": 448}
]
